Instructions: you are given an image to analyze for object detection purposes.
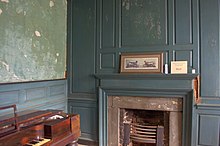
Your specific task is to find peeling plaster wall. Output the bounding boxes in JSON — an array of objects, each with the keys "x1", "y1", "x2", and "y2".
[{"x1": 0, "y1": 0, "x2": 67, "y2": 83}]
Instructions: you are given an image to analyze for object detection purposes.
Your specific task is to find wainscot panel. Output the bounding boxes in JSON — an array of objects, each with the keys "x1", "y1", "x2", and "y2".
[
  {"x1": 0, "y1": 90, "x2": 19, "y2": 106},
  {"x1": 68, "y1": 94, "x2": 98, "y2": 142},
  {"x1": 0, "y1": 80, "x2": 67, "y2": 115},
  {"x1": 194, "y1": 105, "x2": 220, "y2": 146}
]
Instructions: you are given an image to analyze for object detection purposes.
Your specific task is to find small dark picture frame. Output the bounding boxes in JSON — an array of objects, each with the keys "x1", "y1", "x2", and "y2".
[{"x1": 120, "y1": 52, "x2": 163, "y2": 73}]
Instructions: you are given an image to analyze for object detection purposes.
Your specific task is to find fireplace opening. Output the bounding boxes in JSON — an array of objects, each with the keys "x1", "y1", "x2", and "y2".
[
  {"x1": 120, "y1": 109, "x2": 169, "y2": 146},
  {"x1": 107, "y1": 96, "x2": 183, "y2": 146}
]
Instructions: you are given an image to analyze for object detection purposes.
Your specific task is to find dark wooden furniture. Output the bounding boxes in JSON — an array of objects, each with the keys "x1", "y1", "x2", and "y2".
[
  {"x1": 0, "y1": 105, "x2": 80, "y2": 146},
  {"x1": 0, "y1": 104, "x2": 18, "y2": 138}
]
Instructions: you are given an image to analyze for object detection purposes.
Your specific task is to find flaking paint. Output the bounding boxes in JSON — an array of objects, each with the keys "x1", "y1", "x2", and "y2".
[{"x1": 0, "y1": 0, "x2": 67, "y2": 83}]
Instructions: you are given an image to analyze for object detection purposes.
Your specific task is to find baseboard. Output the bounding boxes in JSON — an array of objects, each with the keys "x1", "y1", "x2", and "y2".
[{"x1": 78, "y1": 138, "x2": 98, "y2": 146}]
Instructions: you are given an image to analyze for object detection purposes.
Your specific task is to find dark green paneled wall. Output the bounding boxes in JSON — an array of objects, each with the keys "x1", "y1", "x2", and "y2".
[
  {"x1": 0, "y1": 79, "x2": 67, "y2": 115},
  {"x1": 175, "y1": 0, "x2": 192, "y2": 44},
  {"x1": 69, "y1": 0, "x2": 96, "y2": 93},
  {"x1": 200, "y1": 0, "x2": 220, "y2": 97},
  {"x1": 67, "y1": 0, "x2": 98, "y2": 141},
  {"x1": 121, "y1": 0, "x2": 167, "y2": 46},
  {"x1": 97, "y1": 0, "x2": 198, "y2": 74},
  {"x1": 68, "y1": 99, "x2": 98, "y2": 140},
  {"x1": 68, "y1": 0, "x2": 220, "y2": 144}
]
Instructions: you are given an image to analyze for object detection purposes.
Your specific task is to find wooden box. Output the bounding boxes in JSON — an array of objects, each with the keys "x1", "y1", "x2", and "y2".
[
  {"x1": 44, "y1": 118, "x2": 70, "y2": 139},
  {"x1": 70, "y1": 114, "x2": 81, "y2": 138}
]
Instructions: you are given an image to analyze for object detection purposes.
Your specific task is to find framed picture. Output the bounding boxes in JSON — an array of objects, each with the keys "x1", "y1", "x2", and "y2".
[{"x1": 120, "y1": 52, "x2": 163, "y2": 73}]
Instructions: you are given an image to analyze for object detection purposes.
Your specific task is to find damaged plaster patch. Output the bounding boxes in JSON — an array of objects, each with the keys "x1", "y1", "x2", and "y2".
[
  {"x1": 16, "y1": 7, "x2": 23, "y2": 14},
  {"x1": 49, "y1": 1, "x2": 54, "y2": 7},
  {"x1": 35, "y1": 30, "x2": 41, "y2": 37},
  {"x1": 122, "y1": 0, "x2": 130, "y2": 10},
  {"x1": 0, "y1": 61, "x2": 10, "y2": 71},
  {"x1": 0, "y1": 9, "x2": 2, "y2": 15},
  {"x1": 1, "y1": 0, "x2": 9, "y2": 3}
]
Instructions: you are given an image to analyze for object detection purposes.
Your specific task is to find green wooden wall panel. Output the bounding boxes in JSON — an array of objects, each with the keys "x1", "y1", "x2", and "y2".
[
  {"x1": 49, "y1": 84, "x2": 65, "y2": 96},
  {"x1": 100, "y1": 79, "x2": 193, "y2": 91},
  {"x1": 68, "y1": 99, "x2": 98, "y2": 141},
  {"x1": 68, "y1": 0, "x2": 220, "y2": 144},
  {"x1": 198, "y1": 114, "x2": 220, "y2": 146},
  {"x1": 96, "y1": 0, "x2": 199, "y2": 74},
  {"x1": 121, "y1": 0, "x2": 168, "y2": 46},
  {"x1": 200, "y1": 0, "x2": 220, "y2": 97},
  {"x1": 0, "y1": 80, "x2": 67, "y2": 115},
  {"x1": 70, "y1": 0, "x2": 96, "y2": 93},
  {"x1": 26, "y1": 87, "x2": 46, "y2": 101},
  {"x1": 102, "y1": 0, "x2": 115, "y2": 48},
  {"x1": 100, "y1": 53, "x2": 116, "y2": 70},
  {"x1": 0, "y1": 90, "x2": 19, "y2": 106},
  {"x1": 67, "y1": 0, "x2": 97, "y2": 141},
  {"x1": 174, "y1": 0, "x2": 192, "y2": 44}
]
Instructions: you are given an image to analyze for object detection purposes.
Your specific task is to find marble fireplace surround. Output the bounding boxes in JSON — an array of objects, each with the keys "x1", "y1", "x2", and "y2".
[
  {"x1": 95, "y1": 74, "x2": 199, "y2": 146},
  {"x1": 108, "y1": 95, "x2": 183, "y2": 146}
]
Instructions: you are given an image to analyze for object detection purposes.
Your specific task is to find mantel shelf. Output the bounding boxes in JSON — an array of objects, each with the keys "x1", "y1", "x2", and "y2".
[{"x1": 94, "y1": 73, "x2": 199, "y2": 80}]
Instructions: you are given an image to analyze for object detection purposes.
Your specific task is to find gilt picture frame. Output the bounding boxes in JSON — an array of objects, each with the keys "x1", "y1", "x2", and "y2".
[{"x1": 120, "y1": 52, "x2": 163, "y2": 73}]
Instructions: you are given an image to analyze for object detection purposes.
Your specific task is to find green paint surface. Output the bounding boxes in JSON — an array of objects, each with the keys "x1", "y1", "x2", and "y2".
[
  {"x1": 122, "y1": 0, "x2": 166, "y2": 46},
  {"x1": 0, "y1": 0, "x2": 67, "y2": 83}
]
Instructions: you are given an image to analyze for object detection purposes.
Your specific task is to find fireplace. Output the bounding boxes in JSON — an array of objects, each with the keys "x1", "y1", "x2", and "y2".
[
  {"x1": 95, "y1": 74, "x2": 199, "y2": 146},
  {"x1": 121, "y1": 109, "x2": 167, "y2": 146},
  {"x1": 108, "y1": 96, "x2": 182, "y2": 146}
]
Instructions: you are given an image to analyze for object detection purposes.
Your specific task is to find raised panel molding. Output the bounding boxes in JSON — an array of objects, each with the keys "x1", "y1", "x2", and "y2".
[
  {"x1": 68, "y1": 99, "x2": 98, "y2": 141},
  {"x1": 26, "y1": 87, "x2": 46, "y2": 101},
  {"x1": 99, "y1": 53, "x2": 116, "y2": 69},
  {"x1": 199, "y1": 0, "x2": 220, "y2": 97},
  {"x1": 96, "y1": 0, "x2": 199, "y2": 74},
  {"x1": 174, "y1": 0, "x2": 193, "y2": 45},
  {"x1": 67, "y1": 92, "x2": 97, "y2": 140},
  {"x1": 121, "y1": 0, "x2": 168, "y2": 47},
  {"x1": 0, "y1": 80, "x2": 67, "y2": 115},
  {"x1": 50, "y1": 84, "x2": 65, "y2": 96},
  {"x1": 198, "y1": 114, "x2": 220, "y2": 146},
  {"x1": 68, "y1": 93, "x2": 97, "y2": 101},
  {"x1": 69, "y1": 0, "x2": 96, "y2": 93},
  {"x1": 0, "y1": 91, "x2": 19, "y2": 106},
  {"x1": 101, "y1": 0, "x2": 116, "y2": 48}
]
